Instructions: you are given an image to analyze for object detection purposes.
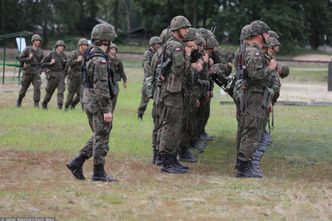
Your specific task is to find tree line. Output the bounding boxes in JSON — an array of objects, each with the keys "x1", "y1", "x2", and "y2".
[{"x1": 1, "y1": 0, "x2": 331, "y2": 52}]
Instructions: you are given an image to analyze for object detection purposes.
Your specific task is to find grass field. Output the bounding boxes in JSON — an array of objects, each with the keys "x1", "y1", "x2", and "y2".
[{"x1": 0, "y1": 65, "x2": 332, "y2": 220}]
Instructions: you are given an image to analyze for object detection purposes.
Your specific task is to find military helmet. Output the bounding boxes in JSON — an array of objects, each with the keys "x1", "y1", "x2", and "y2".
[
  {"x1": 170, "y1": 15, "x2": 191, "y2": 31},
  {"x1": 268, "y1": 30, "x2": 279, "y2": 39},
  {"x1": 249, "y1": 20, "x2": 270, "y2": 37},
  {"x1": 240, "y1": 24, "x2": 251, "y2": 40},
  {"x1": 149, "y1": 36, "x2": 162, "y2": 46},
  {"x1": 279, "y1": 64, "x2": 289, "y2": 79},
  {"x1": 31, "y1": 34, "x2": 42, "y2": 42},
  {"x1": 91, "y1": 24, "x2": 117, "y2": 42},
  {"x1": 197, "y1": 28, "x2": 215, "y2": 40},
  {"x1": 55, "y1": 40, "x2": 65, "y2": 48},
  {"x1": 205, "y1": 37, "x2": 219, "y2": 49},
  {"x1": 78, "y1": 38, "x2": 89, "y2": 46},
  {"x1": 267, "y1": 37, "x2": 281, "y2": 48},
  {"x1": 183, "y1": 28, "x2": 196, "y2": 42},
  {"x1": 194, "y1": 32, "x2": 205, "y2": 46},
  {"x1": 110, "y1": 43, "x2": 118, "y2": 51},
  {"x1": 160, "y1": 28, "x2": 172, "y2": 45}
]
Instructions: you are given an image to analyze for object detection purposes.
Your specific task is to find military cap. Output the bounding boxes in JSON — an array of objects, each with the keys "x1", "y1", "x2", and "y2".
[
  {"x1": 268, "y1": 30, "x2": 279, "y2": 39},
  {"x1": 205, "y1": 37, "x2": 219, "y2": 49},
  {"x1": 149, "y1": 36, "x2": 162, "y2": 46},
  {"x1": 91, "y1": 24, "x2": 117, "y2": 42},
  {"x1": 110, "y1": 43, "x2": 118, "y2": 51},
  {"x1": 170, "y1": 15, "x2": 191, "y2": 31},
  {"x1": 267, "y1": 37, "x2": 281, "y2": 48},
  {"x1": 31, "y1": 34, "x2": 42, "y2": 42},
  {"x1": 197, "y1": 28, "x2": 215, "y2": 40},
  {"x1": 249, "y1": 20, "x2": 270, "y2": 37},
  {"x1": 55, "y1": 40, "x2": 65, "y2": 48},
  {"x1": 78, "y1": 38, "x2": 89, "y2": 46},
  {"x1": 240, "y1": 24, "x2": 251, "y2": 40}
]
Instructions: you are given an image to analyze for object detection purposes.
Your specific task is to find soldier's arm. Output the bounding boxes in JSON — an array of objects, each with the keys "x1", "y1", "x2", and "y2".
[
  {"x1": 143, "y1": 50, "x2": 152, "y2": 77},
  {"x1": 67, "y1": 51, "x2": 79, "y2": 68},
  {"x1": 168, "y1": 43, "x2": 190, "y2": 77},
  {"x1": 246, "y1": 49, "x2": 273, "y2": 81},
  {"x1": 118, "y1": 59, "x2": 127, "y2": 83},
  {"x1": 93, "y1": 58, "x2": 113, "y2": 113},
  {"x1": 17, "y1": 47, "x2": 30, "y2": 63},
  {"x1": 40, "y1": 52, "x2": 53, "y2": 68}
]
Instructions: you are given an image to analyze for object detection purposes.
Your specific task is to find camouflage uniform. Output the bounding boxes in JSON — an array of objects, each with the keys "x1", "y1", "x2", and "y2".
[
  {"x1": 41, "y1": 40, "x2": 67, "y2": 109},
  {"x1": 67, "y1": 23, "x2": 118, "y2": 182},
  {"x1": 109, "y1": 44, "x2": 127, "y2": 113},
  {"x1": 16, "y1": 34, "x2": 43, "y2": 107},
  {"x1": 64, "y1": 38, "x2": 88, "y2": 110},
  {"x1": 137, "y1": 36, "x2": 161, "y2": 119}
]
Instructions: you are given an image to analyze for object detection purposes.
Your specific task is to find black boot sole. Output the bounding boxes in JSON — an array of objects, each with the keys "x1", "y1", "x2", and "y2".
[{"x1": 66, "y1": 163, "x2": 85, "y2": 180}]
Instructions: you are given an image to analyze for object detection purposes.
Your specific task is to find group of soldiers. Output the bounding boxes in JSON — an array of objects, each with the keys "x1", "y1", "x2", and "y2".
[{"x1": 17, "y1": 14, "x2": 289, "y2": 181}]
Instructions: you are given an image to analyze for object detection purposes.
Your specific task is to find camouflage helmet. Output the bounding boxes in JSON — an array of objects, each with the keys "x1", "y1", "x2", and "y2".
[
  {"x1": 240, "y1": 24, "x2": 251, "y2": 40},
  {"x1": 194, "y1": 32, "x2": 205, "y2": 46},
  {"x1": 31, "y1": 34, "x2": 42, "y2": 42},
  {"x1": 110, "y1": 43, "x2": 118, "y2": 51},
  {"x1": 170, "y1": 15, "x2": 191, "y2": 31},
  {"x1": 160, "y1": 28, "x2": 172, "y2": 45},
  {"x1": 91, "y1": 24, "x2": 117, "y2": 42},
  {"x1": 268, "y1": 30, "x2": 279, "y2": 39},
  {"x1": 78, "y1": 38, "x2": 89, "y2": 46},
  {"x1": 183, "y1": 28, "x2": 196, "y2": 42},
  {"x1": 266, "y1": 37, "x2": 281, "y2": 48},
  {"x1": 249, "y1": 20, "x2": 270, "y2": 37},
  {"x1": 279, "y1": 64, "x2": 289, "y2": 79},
  {"x1": 55, "y1": 40, "x2": 65, "y2": 48},
  {"x1": 197, "y1": 28, "x2": 215, "y2": 40},
  {"x1": 149, "y1": 36, "x2": 162, "y2": 46},
  {"x1": 205, "y1": 37, "x2": 219, "y2": 49}
]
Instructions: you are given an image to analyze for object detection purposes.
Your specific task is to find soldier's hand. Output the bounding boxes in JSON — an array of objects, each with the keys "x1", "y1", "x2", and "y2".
[
  {"x1": 76, "y1": 55, "x2": 83, "y2": 62},
  {"x1": 202, "y1": 53, "x2": 209, "y2": 64},
  {"x1": 209, "y1": 58, "x2": 214, "y2": 66},
  {"x1": 195, "y1": 99, "x2": 200, "y2": 108},
  {"x1": 104, "y1": 112, "x2": 113, "y2": 123},
  {"x1": 185, "y1": 45, "x2": 193, "y2": 57},
  {"x1": 123, "y1": 82, "x2": 127, "y2": 89},
  {"x1": 268, "y1": 103, "x2": 273, "y2": 113},
  {"x1": 50, "y1": 58, "x2": 56, "y2": 65},
  {"x1": 268, "y1": 59, "x2": 278, "y2": 71},
  {"x1": 28, "y1": 53, "x2": 33, "y2": 60}
]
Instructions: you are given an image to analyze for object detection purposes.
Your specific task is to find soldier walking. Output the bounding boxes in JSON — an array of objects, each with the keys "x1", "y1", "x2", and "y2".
[{"x1": 16, "y1": 34, "x2": 43, "y2": 108}]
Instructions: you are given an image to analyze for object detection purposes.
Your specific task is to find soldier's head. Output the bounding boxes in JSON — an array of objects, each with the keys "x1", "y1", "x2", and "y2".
[
  {"x1": 197, "y1": 28, "x2": 215, "y2": 41},
  {"x1": 170, "y1": 15, "x2": 191, "y2": 40},
  {"x1": 278, "y1": 64, "x2": 289, "y2": 79},
  {"x1": 266, "y1": 37, "x2": 281, "y2": 56},
  {"x1": 205, "y1": 37, "x2": 219, "y2": 55},
  {"x1": 240, "y1": 24, "x2": 251, "y2": 42},
  {"x1": 78, "y1": 38, "x2": 89, "y2": 52},
  {"x1": 194, "y1": 31, "x2": 206, "y2": 49},
  {"x1": 149, "y1": 36, "x2": 162, "y2": 51},
  {"x1": 109, "y1": 43, "x2": 118, "y2": 56},
  {"x1": 91, "y1": 23, "x2": 117, "y2": 52},
  {"x1": 55, "y1": 40, "x2": 65, "y2": 52},
  {"x1": 268, "y1": 30, "x2": 279, "y2": 39},
  {"x1": 249, "y1": 20, "x2": 270, "y2": 47},
  {"x1": 31, "y1": 34, "x2": 42, "y2": 47},
  {"x1": 160, "y1": 28, "x2": 172, "y2": 45}
]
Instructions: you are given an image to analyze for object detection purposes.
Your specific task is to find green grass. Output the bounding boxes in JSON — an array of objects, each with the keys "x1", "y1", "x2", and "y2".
[{"x1": 286, "y1": 68, "x2": 328, "y2": 82}]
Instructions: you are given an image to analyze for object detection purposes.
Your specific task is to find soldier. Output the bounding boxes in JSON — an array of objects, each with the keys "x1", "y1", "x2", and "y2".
[
  {"x1": 41, "y1": 40, "x2": 67, "y2": 109},
  {"x1": 236, "y1": 20, "x2": 278, "y2": 178},
  {"x1": 137, "y1": 36, "x2": 162, "y2": 120},
  {"x1": 158, "y1": 15, "x2": 192, "y2": 173},
  {"x1": 66, "y1": 24, "x2": 118, "y2": 182},
  {"x1": 16, "y1": 34, "x2": 43, "y2": 108},
  {"x1": 64, "y1": 38, "x2": 89, "y2": 111},
  {"x1": 109, "y1": 43, "x2": 127, "y2": 113}
]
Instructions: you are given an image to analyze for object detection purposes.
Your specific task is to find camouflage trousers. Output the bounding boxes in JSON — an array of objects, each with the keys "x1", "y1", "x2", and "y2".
[
  {"x1": 238, "y1": 93, "x2": 268, "y2": 161},
  {"x1": 111, "y1": 83, "x2": 120, "y2": 113},
  {"x1": 151, "y1": 88, "x2": 162, "y2": 152},
  {"x1": 18, "y1": 73, "x2": 42, "y2": 102},
  {"x1": 158, "y1": 93, "x2": 183, "y2": 155},
  {"x1": 180, "y1": 97, "x2": 196, "y2": 153},
  {"x1": 42, "y1": 72, "x2": 66, "y2": 106},
  {"x1": 194, "y1": 96, "x2": 210, "y2": 138},
  {"x1": 137, "y1": 82, "x2": 150, "y2": 116},
  {"x1": 65, "y1": 75, "x2": 83, "y2": 108},
  {"x1": 80, "y1": 111, "x2": 112, "y2": 166}
]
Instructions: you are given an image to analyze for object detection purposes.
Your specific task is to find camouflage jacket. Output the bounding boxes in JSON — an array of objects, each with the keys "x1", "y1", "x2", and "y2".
[
  {"x1": 17, "y1": 46, "x2": 43, "y2": 74},
  {"x1": 66, "y1": 49, "x2": 84, "y2": 78},
  {"x1": 41, "y1": 50, "x2": 67, "y2": 73},
  {"x1": 142, "y1": 47, "x2": 156, "y2": 79},
  {"x1": 109, "y1": 56, "x2": 127, "y2": 83},
  {"x1": 83, "y1": 46, "x2": 113, "y2": 114}
]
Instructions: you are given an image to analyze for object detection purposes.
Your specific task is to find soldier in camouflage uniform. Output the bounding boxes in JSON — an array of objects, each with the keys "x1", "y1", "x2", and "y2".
[
  {"x1": 64, "y1": 38, "x2": 89, "y2": 111},
  {"x1": 109, "y1": 43, "x2": 127, "y2": 113},
  {"x1": 137, "y1": 36, "x2": 161, "y2": 120},
  {"x1": 158, "y1": 15, "x2": 192, "y2": 173},
  {"x1": 16, "y1": 34, "x2": 43, "y2": 108},
  {"x1": 41, "y1": 40, "x2": 67, "y2": 109},
  {"x1": 66, "y1": 24, "x2": 118, "y2": 182},
  {"x1": 236, "y1": 20, "x2": 278, "y2": 178}
]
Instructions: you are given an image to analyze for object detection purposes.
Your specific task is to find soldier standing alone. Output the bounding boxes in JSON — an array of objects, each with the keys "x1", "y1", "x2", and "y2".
[{"x1": 16, "y1": 34, "x2": 43, "y2": 108}]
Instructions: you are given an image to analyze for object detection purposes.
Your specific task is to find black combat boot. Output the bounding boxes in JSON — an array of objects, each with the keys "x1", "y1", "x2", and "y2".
[
  {"x1": 200, "y1": 132, "x2": 215, "y2": 141},
  {"x1": 179, "y1": 148, "x2": 197, "y2": 163},
  {"x1": 64, "y1": 105, "x2": 69, "y2": 111},
  {"x1": 193, "y1": 138, "x2": 207, "y2": 153},
  {"x1": 34, "y1": 101, "x2": 39, "y2": 108},
  {"x1": 236, "y1": 159, "x2": 262, "y2": 178},
  {"x1": 251, "y1": 132, "x2": 272, "y2": 176},
  {"x1": 92, "y1": 164, "x2": 118, "y2": 182},
  {"x1": 16, "y1": 97, "x2": 23, "y2": 108},
  {"x1": 41, "y1": 102, "x2": 48, "y2": 110},
  {"x1": 138, "y1": 113, "x2": 143, "y2": 120},
  {"x1": 160, "y1": 153, "x2": 188, "y2": 174},
  {"x1": 152, "y1": 150, "x2": 158, "y2": 164},
  {"x1": 57, "y1": 103, "x2": 63, "y2": 110},
  {"x1": 66, "y1": 154, "x2": 88, "y2": 180},
  {"x1": 155, "y1": 152, "x2": 162, "y2": 166}
]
